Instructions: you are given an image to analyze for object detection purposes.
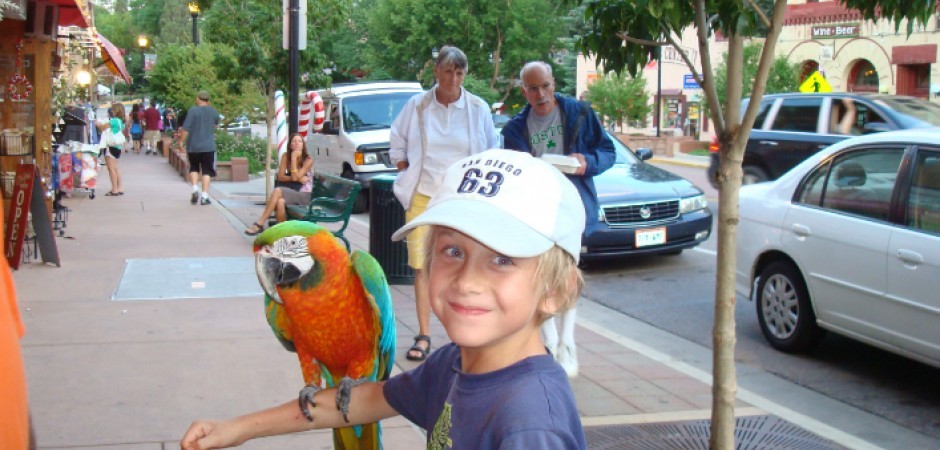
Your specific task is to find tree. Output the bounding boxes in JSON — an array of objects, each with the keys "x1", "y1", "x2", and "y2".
[
  {"x1": 702, "y1": 41, "x2": 799, "y2": 121},
  {"x1": 586, "y1": 71, "x2": 650, "y2": 129},
  {"x1": 200, "y1": 0, "x2": 347, "y2": 192},
  {"x1": 366, "y1": 0, "x2": 565, "y2": 103},
  {"x1": 147, "y1": 43, "x2": 262, "y2": 121},
  {"x1": 574, "y1": 1, "x2": 936, "y2": 447}
]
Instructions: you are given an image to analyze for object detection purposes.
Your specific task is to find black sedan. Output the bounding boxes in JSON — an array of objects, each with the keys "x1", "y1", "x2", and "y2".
[{"x1": 582, "y1": 132, "x2": 712, "y2": 259}]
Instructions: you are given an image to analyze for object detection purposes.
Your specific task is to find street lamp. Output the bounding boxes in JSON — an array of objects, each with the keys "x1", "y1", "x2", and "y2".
[
  {"x1": 76, "y1": 69, "x2": 91, "y2": 102},
  {"x1": 188, "y1": 2, "x2": 200, "y2": 45},
  {"x1": 137, "y1": 34, "x2": 149, "y2": 71},
  {"x1": 431, "y1": 47, "x2": 439, "y2": 59}
]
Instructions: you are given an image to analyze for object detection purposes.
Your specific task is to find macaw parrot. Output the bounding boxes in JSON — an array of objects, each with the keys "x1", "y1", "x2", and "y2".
[{"x1": 254, "y1": 221, "x2": 396, "y2": 450}]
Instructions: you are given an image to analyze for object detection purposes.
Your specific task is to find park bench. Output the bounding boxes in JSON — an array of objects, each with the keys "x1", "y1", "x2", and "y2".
[{"x1": 286, "y1": 172, "x2": 361, "y2": 252}]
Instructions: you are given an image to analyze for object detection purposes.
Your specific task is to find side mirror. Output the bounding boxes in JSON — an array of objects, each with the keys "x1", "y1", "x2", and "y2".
[
  {"x1": 322, "y1": 120, "x2": 339, "y2": 135},
  {"x1": 634, "y1": 148, "x2": 653, "y2": 161}
]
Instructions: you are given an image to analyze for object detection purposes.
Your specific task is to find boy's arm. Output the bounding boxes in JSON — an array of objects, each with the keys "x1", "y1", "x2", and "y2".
[{"x1": 180, "y1": 381, "x2": 395, "y2": 450}]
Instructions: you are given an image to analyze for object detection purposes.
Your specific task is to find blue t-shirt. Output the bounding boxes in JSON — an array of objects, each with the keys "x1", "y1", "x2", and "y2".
[
  {"x1": 181, "y1": 105, "x2": 220, "y2": 153},
  {"x1": 384, "y1": 343, "x2": 586, "y2": 449}
]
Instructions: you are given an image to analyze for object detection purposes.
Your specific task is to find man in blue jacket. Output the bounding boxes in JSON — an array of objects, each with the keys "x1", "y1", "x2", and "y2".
[
  {"x1": 501, "y1": 61, "x2": 615, "y2": 236},
  {"x1": 501, "y1": 60, "x2": 615, "y2": 378}
]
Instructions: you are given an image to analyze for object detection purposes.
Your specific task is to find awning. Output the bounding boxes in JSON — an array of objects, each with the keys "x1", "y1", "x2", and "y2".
[
  {"x1": 51, "y1": 0, "x2": 91, "y2": 28},
  {"x1": 96, "y1": 33, "x2": 132, "y2": 84}
]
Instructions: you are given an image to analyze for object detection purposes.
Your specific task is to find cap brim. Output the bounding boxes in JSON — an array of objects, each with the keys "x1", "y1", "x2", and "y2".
[{"x1": 391, "y1": 199, "x2": 554, "y2": 258}]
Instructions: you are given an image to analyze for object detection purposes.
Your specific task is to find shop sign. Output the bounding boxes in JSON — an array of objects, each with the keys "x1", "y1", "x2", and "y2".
[
  {"x1": 3, "y1": 164, "x2": 59, "y2": 269},
  {"x1": 5, "y1": 164, "x2": 36, "y2": 269},
  {"x1": 683, "y1": 74, "x2": 701, "y2": 89},
  {"x1": 812, "y1": 24, "x2": 859, "y2": 39},
  {"x1": 819, "y1": 45, "x2": 834, "y2": 61}
]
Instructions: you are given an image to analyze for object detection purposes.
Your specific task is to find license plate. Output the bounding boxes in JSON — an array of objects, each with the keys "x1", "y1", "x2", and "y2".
[{"x1": 635, "y1": 227, "x2": 666, "y2": 247}]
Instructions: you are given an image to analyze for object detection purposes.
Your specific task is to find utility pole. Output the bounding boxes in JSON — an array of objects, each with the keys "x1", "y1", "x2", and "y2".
[{"x1": 288, "y1": 0, "x2": 299, "y2": 135}]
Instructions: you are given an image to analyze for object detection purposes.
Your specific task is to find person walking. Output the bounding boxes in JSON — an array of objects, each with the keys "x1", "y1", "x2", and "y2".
[
  {"x1": 501, "y1": 61, "x2": 616, "y2": 377},
  {"x1": 142, "y1": 101, "x2": 162, "y2": 155},
  {"x1": 244, "y1": 133, "x2": 314, "y2": 235},
  {"x1": 389, "y1": 45, "x2": 498, "y2": 362},
  {"x1": 180, "y1": 90, "x2": 221, "y2": 206},
  {"x1": 128, "y1": 103, "x2": 144, "y2": 154}
]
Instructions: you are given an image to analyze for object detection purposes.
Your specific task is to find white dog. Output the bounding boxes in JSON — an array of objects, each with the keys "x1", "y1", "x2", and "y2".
[{"x1": 541, "y1": 307, "x2": 578, "y2": 377}]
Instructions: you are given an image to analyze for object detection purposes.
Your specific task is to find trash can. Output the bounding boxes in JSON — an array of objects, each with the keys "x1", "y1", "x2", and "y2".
[{"x1": 369, "y1": 174, "x2": 414, "y2": 285}]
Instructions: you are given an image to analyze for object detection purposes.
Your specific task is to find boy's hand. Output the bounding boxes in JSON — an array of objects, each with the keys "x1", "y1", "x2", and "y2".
[{"x1": 180, "y1": 420, "x2": 244, "y2": 450}]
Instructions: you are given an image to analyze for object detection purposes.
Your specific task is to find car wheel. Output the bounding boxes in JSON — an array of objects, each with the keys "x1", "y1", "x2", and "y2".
[
  {"x1": 742, "y1": 165, "x2": 770, "y2": 185},
  {"x1": 755, "y1": 260, "x2": 825, "y2": 353},
  {"x1": 342, "y1": 168, "x2": 369, "y2": 213}
]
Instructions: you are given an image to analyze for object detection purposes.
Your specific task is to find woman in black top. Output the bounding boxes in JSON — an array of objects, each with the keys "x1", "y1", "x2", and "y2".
[{"x1": 244, "y1": 133, "x2": 314, "y2": 235}]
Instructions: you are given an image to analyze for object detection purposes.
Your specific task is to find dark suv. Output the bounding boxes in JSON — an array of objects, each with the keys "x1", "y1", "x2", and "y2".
[{"x1": 707, "y1": 93, "x2": 940, "y2": 188}]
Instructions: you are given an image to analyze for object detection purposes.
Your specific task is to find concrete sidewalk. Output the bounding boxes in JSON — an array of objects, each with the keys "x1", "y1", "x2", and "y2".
[{"x1": 11, "y1": 151, "x2": 934, "y2": 449}]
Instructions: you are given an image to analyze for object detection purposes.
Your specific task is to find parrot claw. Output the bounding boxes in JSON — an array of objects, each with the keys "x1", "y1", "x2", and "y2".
[
  {"x1": 336, "y1": 377, "x2": 368, "y2": 423},
  {"x1": 298, "y1": 383, "x2": 324, "y2": 422}
]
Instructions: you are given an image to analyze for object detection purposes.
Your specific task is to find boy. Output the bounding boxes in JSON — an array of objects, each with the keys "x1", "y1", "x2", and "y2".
[{"x1": 180, "y1": 149, "x2": 587, "y2": 449}]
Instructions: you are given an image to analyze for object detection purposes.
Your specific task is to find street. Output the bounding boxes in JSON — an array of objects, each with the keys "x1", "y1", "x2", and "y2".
[{"x1": 579, "y1": 160, "x2": 940, "y2": 440}]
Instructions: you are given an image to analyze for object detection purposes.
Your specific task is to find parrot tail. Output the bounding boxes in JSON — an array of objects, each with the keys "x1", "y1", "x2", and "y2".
[{"x1": 334, "y1": 422, "x2": 381, "y2": 450}]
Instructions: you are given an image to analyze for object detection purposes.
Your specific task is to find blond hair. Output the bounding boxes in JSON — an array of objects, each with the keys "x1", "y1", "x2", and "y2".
[
  {"x1": 110, "y1": 102, "x2": 125, "y2": 121},
  {"x1": 423, "y1": 226, "x2": 583, "y2": 324}
]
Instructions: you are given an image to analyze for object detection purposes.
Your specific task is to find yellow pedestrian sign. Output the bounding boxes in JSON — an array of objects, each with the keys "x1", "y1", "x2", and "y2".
[{"x1": 799, "y1": 71, "x2": 832, "y2": 93}]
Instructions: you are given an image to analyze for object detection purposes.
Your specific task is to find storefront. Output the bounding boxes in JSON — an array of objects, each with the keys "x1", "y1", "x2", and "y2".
[{"x1": 0, "y1": 1, "x2": 128, "y2": 267}]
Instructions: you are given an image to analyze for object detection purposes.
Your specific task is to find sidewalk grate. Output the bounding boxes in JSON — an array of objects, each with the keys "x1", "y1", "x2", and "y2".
[
  {"x1": 113, "y1": 257, "x2": 262, "y2": 301},
  {"x1": 584, "y1": 415, "x2": 846, "y2": 449}
]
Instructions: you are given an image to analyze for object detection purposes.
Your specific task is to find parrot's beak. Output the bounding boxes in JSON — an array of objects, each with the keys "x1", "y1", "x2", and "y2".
[{"x1": 256, "y1": 253, "x2": 284, "y2": 304}]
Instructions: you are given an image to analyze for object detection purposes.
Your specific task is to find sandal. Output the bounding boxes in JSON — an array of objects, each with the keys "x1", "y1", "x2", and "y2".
[
  {"x1": 105, "y1": 191, "x2": 121, "y2": 196},
  {"x1": 406, "y1": 335, "x2": 431, "y2": 361},
  {"x1": 244, "y1": 222, "x2": 265, "y2": 236}
]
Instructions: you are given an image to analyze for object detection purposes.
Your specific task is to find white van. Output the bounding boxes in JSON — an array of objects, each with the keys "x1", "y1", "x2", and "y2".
[{"x1": 307, "y1": 82, "x2": 423, "y2": 212}]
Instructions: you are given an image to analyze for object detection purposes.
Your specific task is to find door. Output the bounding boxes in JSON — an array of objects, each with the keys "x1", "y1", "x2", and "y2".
[
  {"x1": 756, "y1": 96, "x2": 836, "y2": 179},
  {"x1": 885, "y1": 148, "x2": 940, "y2": 362},
  {"x1": 785, "y1": 147, "x2": 904, "y2": 333}
]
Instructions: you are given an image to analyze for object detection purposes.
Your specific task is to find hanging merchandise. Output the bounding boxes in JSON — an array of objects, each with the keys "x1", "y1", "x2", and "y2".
[{"x1": 6, "y1": 40, "x2": 33, "y2": 101}]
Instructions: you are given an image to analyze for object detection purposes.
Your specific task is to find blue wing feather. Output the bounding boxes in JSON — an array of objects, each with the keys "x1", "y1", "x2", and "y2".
[{"x1": 351, "y1": 250, "x2": 396, "y2": 380}]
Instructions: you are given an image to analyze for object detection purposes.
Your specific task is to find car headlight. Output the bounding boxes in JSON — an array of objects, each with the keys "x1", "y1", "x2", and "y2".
[
  {"x1": 679, "y1": 194, "x2": 707, "y2": 213},
  {"x1": 355, "y1": 152, "x2": 379, "y2": 165}
]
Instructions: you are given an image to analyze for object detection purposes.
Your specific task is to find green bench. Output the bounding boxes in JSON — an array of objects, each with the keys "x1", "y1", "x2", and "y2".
[{"x1": 286, "y1": 173, "x2": 362, "y2": 252}]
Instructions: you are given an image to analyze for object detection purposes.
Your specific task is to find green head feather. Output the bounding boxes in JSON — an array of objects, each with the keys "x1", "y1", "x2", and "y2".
[{"x1": 253, "y1": 221, "x2": 327, "y2": 247}]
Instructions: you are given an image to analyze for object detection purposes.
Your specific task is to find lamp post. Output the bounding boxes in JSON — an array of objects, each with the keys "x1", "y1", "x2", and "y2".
[
  {"x1": 137, "y1": 35, "x2": 149, "y2": 71},
  {"x1": 76, "y1": 69, "x2": 92, "y2": 103},
  {"x1": 188, "y1": 2, "x2": 200, "y2": 45}
]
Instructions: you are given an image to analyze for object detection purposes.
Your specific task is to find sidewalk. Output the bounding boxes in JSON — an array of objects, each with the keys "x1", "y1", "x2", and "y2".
[{"x1": 11, "y1": 151, "x2": 934, "y2": 449}]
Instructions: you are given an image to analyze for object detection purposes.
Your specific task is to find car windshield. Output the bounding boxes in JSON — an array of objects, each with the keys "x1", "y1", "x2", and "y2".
[
  {"x1": 342, "y1": 92, "x2": 416, "y2": 132},
  {"x1": 607, "y1": 132, "x2": 640, "y2": 165},
  {"x1": 872, "y1": 96, "x2": 940, "y2": 127}
]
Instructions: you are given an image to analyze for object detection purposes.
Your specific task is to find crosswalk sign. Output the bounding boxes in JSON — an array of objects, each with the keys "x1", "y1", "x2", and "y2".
[{"x1": 799, "y1": 71, "x2": 832, "y2": 93}]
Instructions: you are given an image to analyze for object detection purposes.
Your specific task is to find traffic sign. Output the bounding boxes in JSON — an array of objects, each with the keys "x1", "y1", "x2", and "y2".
[
  {"x1": 799, "y1": 71, "x2": 832, "y2": 93},
  {"x1": 683, "y1": 74, "x2": 701, "y2": 89}
]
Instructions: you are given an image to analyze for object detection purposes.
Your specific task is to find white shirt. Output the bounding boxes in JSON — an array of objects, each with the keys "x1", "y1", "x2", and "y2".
[{"x1": 418, "y1": 91, "x2": 471, "y2": 196}]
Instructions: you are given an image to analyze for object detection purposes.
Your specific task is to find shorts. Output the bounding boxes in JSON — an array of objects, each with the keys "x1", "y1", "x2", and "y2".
[
  {"x1": 280, "y1": 188, "x2": 312, "y2": 206},
  {"x1": 188, "y1": 152, "x2": 217, "y2": 177},
  {"x1": 131, "y1": 132, "x2": 143, "y2": 141},
  {"x1": 106, "y1": 147, "x2": 122, "y2": 159},
  {"x1": 404, "y1": 192, "x2": 431, "y2": 270},
  {"x1": 143, "y1": 130, "x2": 161, "y2": 145}
]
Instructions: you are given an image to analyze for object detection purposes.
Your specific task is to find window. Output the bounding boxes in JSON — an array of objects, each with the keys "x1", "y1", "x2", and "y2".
[
  {"x1": 827, "y1": 99, "x2": 888, "y2": 135},
  {"x1": 816, "y1": 149, "x2": 903, "y2": 220},
  {"x1": 770, "y1": 97, "x2": 822, "y2": 132},
  {"x1": 907, "y1": 150, "x2": 940, "y2": 233}
]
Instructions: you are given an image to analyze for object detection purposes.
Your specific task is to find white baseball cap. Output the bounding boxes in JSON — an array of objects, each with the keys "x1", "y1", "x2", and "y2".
[{"x1": 392, "y1": 149, "x2": 586, "y2": 262}]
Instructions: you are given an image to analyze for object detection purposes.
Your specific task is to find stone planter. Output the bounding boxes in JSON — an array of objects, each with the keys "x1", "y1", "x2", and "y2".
[{"x1": 215, "y1": 157, "x2": 249, "y2": 182}]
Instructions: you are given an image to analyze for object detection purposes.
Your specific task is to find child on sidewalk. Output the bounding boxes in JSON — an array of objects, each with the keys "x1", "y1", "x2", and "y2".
[{"x1": 180, "y1": 149, "x2": 587, "y2": 449}]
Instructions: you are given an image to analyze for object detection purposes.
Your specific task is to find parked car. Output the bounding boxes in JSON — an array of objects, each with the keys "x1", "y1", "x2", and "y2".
[
  {"x1": 735, "y1": 128, "x2": 940, "y2": 368},
  {"x1": 582, "y1": 132, "x2": 712, "y2": 259},
  {"x1": 707, "y1": 93, "x2": 940, "y2": 188},
  {"x1": 225, "y1": 114, "x2": 251, "y2": 136}
]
